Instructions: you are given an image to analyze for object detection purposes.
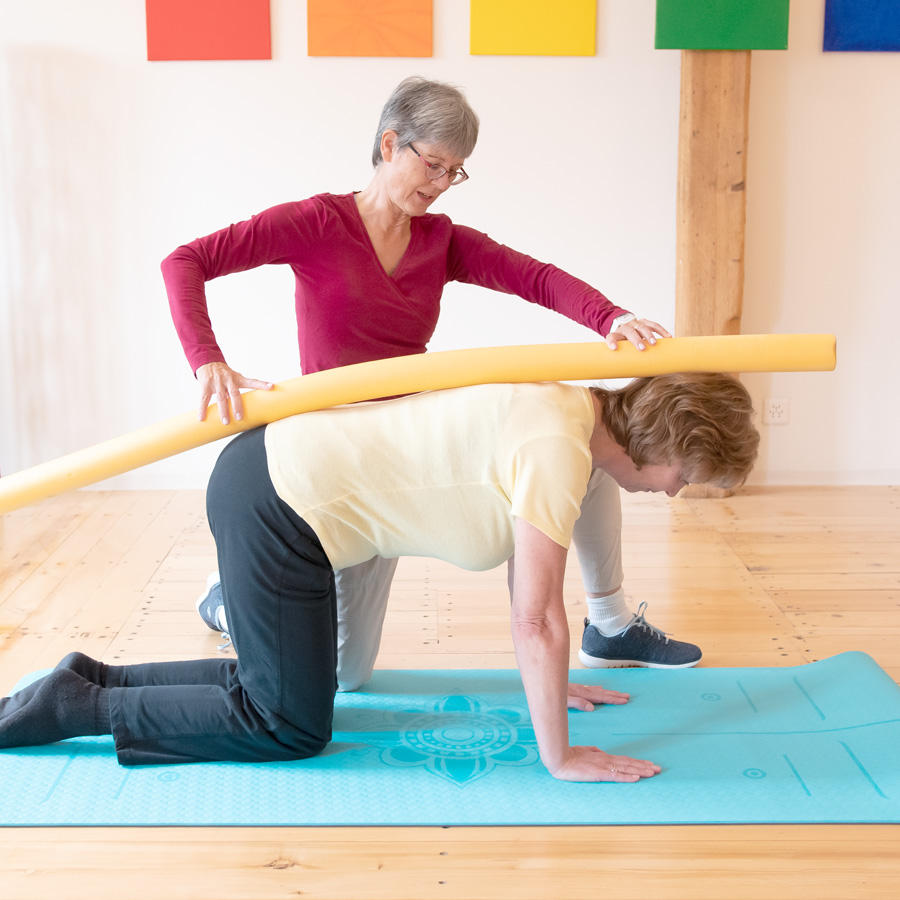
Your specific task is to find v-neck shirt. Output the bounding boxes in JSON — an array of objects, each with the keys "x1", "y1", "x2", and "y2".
[{"x1": 163, "y1": 192, "x2": 628, "y2": 376}]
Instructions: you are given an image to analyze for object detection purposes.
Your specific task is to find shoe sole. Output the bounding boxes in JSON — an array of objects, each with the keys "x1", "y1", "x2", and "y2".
[
  {"x1": 195, "y1": 572, "x2": 222, "y2": 632},
  {"x1": 578, "y1": 649, "x2": 701, "y2": 670}
]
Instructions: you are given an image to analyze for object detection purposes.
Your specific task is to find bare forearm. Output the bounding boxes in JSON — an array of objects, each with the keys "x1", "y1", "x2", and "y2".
[{"x1": 512, "y1": 617, "x2": 571, "y2": 773}]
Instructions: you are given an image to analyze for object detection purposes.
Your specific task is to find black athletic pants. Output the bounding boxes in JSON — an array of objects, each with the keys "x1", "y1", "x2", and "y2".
[{"x1": 109, "y1": 426, "x2": 338, "y2": 765}]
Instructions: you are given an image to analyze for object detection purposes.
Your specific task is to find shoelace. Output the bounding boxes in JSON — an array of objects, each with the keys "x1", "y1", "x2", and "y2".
[
  {"x1": 624, "y1": 602, "x2": 671, "y2": 644},
  {"x1": 218, "y1": 631, "x2": 233, "y2": 651}
]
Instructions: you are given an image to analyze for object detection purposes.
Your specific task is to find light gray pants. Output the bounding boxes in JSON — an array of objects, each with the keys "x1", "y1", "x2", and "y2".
[{"x1": 334, "y1": 467, "x2": 622, "y2": 690}]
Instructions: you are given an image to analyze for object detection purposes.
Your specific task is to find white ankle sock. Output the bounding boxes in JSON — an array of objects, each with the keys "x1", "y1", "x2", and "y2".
[{"x1": 586, "y1": 589, "x2": 633, "y2": 636}]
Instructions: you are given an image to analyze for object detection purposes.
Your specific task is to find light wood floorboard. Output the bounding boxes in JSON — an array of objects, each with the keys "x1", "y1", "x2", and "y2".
[{"x1": 1, "y1": 485, "x2": 899, "y2": 899}]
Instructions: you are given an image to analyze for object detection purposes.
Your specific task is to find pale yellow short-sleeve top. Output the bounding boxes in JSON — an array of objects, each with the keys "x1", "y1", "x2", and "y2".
[{"x1": 264, "y1": 382, "x2": 595, "y2": 571}]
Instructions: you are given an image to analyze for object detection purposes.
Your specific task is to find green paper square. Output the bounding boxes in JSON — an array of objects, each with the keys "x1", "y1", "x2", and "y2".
[{"x1": 655, "y1": 0, "x2": 790, "y2": 50}]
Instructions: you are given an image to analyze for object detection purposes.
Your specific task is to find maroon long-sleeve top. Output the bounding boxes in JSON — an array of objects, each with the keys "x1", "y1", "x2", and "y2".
[{"x1": 163, "y1": 192, "x2": 629, "y2": 376}]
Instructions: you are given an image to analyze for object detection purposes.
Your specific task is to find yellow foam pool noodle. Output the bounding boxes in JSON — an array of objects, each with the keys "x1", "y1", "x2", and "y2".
[{"x1": 0, "y1": 334, "x2": 836, "y2": 515}]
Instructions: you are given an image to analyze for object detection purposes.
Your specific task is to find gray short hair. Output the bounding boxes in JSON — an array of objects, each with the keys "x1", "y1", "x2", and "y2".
[{"x1": 371, "y1": 76, "x2": 480, "y2": 167}]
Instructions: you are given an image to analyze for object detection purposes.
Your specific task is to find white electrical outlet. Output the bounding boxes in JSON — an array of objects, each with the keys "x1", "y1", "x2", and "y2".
[{"x1": 764, "y1": 398, "x2": 790, "y2": 425}]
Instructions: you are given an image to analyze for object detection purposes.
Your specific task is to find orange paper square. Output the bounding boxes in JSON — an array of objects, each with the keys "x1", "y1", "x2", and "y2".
[
  {"x1": 146, "y1": 0, "x2": 271, "y2": 61},
  {"x1": 308, "y1": 0, "x2": 432, "y2": 57}
]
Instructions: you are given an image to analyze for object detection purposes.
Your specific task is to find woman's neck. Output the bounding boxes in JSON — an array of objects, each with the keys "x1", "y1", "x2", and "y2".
[
  {"x1": 588, "y1": 393, "x2": 618, "y2": 470},
  {"x1": 354, "y1": 178, "x2": 410, "y2": 239}
]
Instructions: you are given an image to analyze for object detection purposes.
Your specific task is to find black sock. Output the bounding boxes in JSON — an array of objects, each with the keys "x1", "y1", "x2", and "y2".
[
  {"x1": 0, "y1": 651, "x2": 109, "y2": 708},
  {"x1": 54, "y1": 651, "x2": 109, "y2": 686},
  {"x1": 0, "y1": 668, "x2": 111, "y2": 749}
]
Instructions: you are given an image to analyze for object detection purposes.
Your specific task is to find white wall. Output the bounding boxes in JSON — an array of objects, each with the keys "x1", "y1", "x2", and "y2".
[
  {"x1": 742, "y1": 1, "x2": 900, "y2": 484},
  {"x1": 0, "y1": 1, "x2": 897, "y2": 490}
]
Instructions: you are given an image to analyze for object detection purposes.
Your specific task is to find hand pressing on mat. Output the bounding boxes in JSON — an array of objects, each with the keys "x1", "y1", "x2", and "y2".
[
  {"x1": 566, "y1": 682, "x2": 629, "y2": 711},
  {"x1": 550, "y1": 746, "x2": 662, "y2": 783}
]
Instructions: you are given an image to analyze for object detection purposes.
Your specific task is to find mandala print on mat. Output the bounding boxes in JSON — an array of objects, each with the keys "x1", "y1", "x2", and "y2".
[{"x1": 378, "y1": 693, "x2": 539, "y2": 787}]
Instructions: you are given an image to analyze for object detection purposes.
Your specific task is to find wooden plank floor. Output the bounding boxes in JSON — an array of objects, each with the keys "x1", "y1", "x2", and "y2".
[{"x1": 1, "y1": 485, "x2": 899, "y2": 899}]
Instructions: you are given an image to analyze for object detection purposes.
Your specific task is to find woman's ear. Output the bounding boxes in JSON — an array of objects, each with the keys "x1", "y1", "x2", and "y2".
[{"x1": 380, "y1": 129, "x2": 399, "y2": 163}]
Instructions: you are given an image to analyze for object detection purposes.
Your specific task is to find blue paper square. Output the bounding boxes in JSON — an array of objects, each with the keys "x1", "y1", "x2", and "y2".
[{"x1": 824, "y1": 0, "x2": 900, "y2": 52}]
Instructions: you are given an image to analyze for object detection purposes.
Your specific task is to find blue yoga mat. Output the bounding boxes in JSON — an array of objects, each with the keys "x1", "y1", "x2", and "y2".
[{"x1": 1, "y1": 652, "x2": 898, "y2": 826}]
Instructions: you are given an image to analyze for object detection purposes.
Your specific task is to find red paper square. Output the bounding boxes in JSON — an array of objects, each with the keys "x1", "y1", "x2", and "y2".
[{"x1": 146, "y1": 0, "x2": 271, "y2": 61}]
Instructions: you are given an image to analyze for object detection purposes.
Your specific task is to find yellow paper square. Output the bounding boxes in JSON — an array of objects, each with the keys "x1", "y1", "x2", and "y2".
[{"x1": 470, "y1": 0, "x2": 596, "y2": 56}]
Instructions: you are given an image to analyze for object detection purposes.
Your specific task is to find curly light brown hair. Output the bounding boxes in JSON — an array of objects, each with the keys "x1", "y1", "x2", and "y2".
[{"x1": 591, "y1": 373, "x2": 759, "y2": 490}]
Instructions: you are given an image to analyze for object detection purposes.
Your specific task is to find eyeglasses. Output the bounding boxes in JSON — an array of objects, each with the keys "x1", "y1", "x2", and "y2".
[{"x1": 409, "y1": 144, "x2": 469, "y2": 186}]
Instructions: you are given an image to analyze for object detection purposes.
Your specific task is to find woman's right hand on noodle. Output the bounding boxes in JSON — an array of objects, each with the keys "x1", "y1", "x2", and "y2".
[{"x1": 196, "y1": 362, "x2": 274, "y2": 424}]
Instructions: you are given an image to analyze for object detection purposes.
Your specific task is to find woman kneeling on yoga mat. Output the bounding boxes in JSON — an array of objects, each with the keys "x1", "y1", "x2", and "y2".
[{"x1": 0, "y1": 373, "x2": 757, "y2": 781}]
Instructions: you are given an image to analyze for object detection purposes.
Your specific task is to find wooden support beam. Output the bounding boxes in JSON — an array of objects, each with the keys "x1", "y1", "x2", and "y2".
[
  {"x1": 675, "y1": 50, "x2": 751, "y2": 498},
  {"x1": 675, "y1": 49, "x2": 751, "y2": 339}
]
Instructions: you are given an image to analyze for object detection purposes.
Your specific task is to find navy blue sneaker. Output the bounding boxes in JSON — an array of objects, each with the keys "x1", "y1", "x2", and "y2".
[
  {"x1": 578, "y1": 602, "x2": 701, "y2": 669},
  {"x1": 195, "y1": 573, "x2": 231, "y2": 649}
]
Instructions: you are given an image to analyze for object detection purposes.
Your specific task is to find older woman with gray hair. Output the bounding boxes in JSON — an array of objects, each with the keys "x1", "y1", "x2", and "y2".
[{"x1": 163, "y1": 76, "x2": 693, "y2": 691}]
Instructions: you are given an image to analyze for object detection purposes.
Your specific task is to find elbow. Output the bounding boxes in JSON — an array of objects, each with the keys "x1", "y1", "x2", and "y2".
[
  {"x1": 512, "y1": 615, "x2": 550, "y2": 634},
  {"x1": 160, "y1": 247, "x2": 182, "y2": 279},
  {"x1": 511, "y1": 615, "x2": 569, "y2": 663},
  {"x1": 511, "y1": 597, "x2": 569, "y2": 647},
  {"x1": 511, "y1": 615, "x2": 555, "y2": 645},
  {"x1": 160, "y1": 244, "x2": 202, "y2": 278},
  {"x1": 161, "y1": 244, "x2": 184, "y2": 270}
]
